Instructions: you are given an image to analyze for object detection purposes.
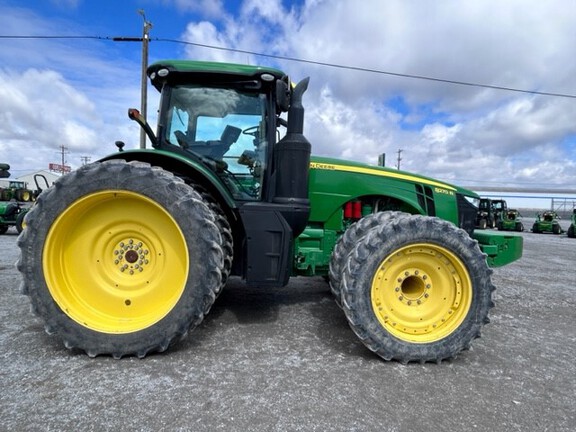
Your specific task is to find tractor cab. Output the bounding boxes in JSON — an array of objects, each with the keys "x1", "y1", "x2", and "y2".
[
  {"x1": 161, "y1": 84, "x2": 268, "y2": 200},
  {"x1": 147, "y1": 61, "x2": 310, "y2": 206}
]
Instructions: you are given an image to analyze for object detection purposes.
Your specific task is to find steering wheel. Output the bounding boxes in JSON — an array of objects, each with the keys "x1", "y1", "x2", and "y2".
[{"x1": 242, "y1": 125, "x2": 259, "y2": 137}]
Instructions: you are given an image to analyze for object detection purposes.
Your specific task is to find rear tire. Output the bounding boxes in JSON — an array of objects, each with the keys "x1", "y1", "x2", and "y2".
[
  {"x1": 196, "y1": 187, "x2": 233, "y2": 295},
  {"x1": 341, "y1": 215, "x2": 494, "y2": 363},
  {"x1": 15, "y1": 210, "x2": 26, "y2": 233},
  {"x1": 328, "y1": 211, "x2": 408, "y2": 306},
  {"x1": 17, "y1": 160, "x2": 224, "y2": 358}
]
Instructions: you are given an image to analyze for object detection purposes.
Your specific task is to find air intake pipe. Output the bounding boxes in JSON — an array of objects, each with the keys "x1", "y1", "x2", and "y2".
[{"x1": 272, "y1": 77, "x2": 311, "y2": 236}]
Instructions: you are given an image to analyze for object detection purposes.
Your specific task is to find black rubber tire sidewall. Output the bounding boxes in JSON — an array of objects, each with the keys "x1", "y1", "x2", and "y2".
[
  {"x1": 15, "y1": 210, "x2": 26, "y2": 233},
  {"x1": 328, "y1": 211, "x2": 409, "y2": 305}
]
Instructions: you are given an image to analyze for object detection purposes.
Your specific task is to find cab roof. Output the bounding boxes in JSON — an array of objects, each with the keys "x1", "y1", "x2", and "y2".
[{"x1": 147, "y1": 60, "x2": 286, "y2": 91}]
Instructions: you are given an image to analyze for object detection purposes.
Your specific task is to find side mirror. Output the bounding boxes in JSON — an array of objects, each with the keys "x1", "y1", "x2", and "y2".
[{"x1": 276, "y1": 76, "x2": 290, "y2": 112}]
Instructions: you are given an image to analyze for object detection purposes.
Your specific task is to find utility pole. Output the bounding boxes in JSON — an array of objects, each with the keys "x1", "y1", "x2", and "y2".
[
  {"x1": 113, "y1": 10, "x2": 152, "y2": 149},
  {"x1": 80, "y1": 156, "x2": 91, "y2": 166},
  {"x1": 48, "y1": 145, "x2": 71, "y2": 174},
  {"x1": 60, "y1": 145, "x2": 69, "y2": 173},
  {"x1": 396, "y1": 149, "x2": 403, "y2": 170},
  {"x1": 138, "y1": 10, "x2": 152, "y2": 149}
]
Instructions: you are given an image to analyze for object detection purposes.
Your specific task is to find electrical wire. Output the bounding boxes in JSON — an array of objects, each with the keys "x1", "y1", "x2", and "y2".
[{"x1": 1, "y1": 34, "x2": 576, "y2": 99}]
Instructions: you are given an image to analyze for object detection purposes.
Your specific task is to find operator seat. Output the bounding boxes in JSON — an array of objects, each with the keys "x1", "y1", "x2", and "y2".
[{"x1": 181, "y1": 125, "x2": 242, "y2": 159}]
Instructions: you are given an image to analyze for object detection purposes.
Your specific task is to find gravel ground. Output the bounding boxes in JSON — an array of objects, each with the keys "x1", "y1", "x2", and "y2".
[{"x1": 1, "y1": 222, "x2": 575, "y2": 432}]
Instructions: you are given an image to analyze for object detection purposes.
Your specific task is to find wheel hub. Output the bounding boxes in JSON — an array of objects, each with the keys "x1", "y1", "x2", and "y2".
[
  {"x1": 113, "y1": 239, "x2": 150, "y2": 275},
  {"x1": 394, "y1": 268, "x2": 432, "y2": 305}
]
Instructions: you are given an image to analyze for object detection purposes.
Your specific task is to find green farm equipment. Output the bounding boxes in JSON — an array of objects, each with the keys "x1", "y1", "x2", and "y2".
[
  {"x1": 0, "y1": 163, "x2": 33, "y2": 234},
  {"x1": 497, "y1": 209, "x2": 524, "y2": 232},
  {"x1": 17, "y1": 60, "x2": 523, "y2": 363},
  {"x1": 0, "y1": 180, "x2": 35, "y2": 202},
  {"x1": 476, "y1": 198, "x2": 496, "y2": 229},
  {"x1": 0, "y1": 201, "x2": 28, "y2": 234},
  {"x1": 476, "y1": 198, "x2": 507, "y2": 229},
  {"x1": 567, "y1": 208, "x2": 576, "y2": 238},
  {"x1": 532, "y1": 211, "x2": 563, "y2": 234}
]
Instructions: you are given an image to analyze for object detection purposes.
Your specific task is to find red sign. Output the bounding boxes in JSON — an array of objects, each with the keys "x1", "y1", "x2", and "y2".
[{"x1": 49, "y1": 163, "x2": 71, "y2": 173}]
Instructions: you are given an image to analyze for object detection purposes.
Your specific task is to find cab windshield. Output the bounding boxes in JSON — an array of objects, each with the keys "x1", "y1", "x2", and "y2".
[{"x1": 164, "y1": 85, "x2": 268, "y2": 200}]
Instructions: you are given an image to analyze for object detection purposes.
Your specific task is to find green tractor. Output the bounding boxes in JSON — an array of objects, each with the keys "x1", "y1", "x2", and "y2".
[
  {"x1": 532, "y1": 210, "x2": 563, "y2": 234},
  {"x1": 17, "y1": 60, "x2": 523, "y2": 363},
  {"x1": 567, "y1": 207, "x2": 576, "y2": 238},
  {"x1": 475, "y1": 198, "x2": 507, "y2": 229},
  {"x1": 0, "y1": 163, "x2": 32, "y2": 234},
  {"x1": 475, "y1": 198, "x2": 496, "y2": 229},
  {"x1": 497, "y1": 209, "x2": 524, "y2": 232},
  {"x1": 0, "y1": 180, "x2": 35, "y2": 202},
  {"x1": 0, "y1": 201, "x2": 28, "y2": 234}
]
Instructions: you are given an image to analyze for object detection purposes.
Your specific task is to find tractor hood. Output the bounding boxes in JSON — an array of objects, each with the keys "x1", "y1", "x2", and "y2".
[{"x1": 309, "y1": 155, "x2": 478, "y2": 198}]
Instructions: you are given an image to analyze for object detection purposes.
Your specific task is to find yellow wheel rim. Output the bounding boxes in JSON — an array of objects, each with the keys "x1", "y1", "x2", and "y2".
[
  {"x1": 43, "y1": 190, "x2": 189, "y2": 334},
  {"x1": 371, "y1": 243, "x2": 472, "y2": 343}
]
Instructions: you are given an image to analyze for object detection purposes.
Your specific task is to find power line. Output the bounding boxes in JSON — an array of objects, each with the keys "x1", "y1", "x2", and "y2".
[
  {"x1": 158, "y1": 38, "x2": 576, "y2": 99},
  {"x1": 1, "y1": 34, "x2": 576, "y2": 99}
]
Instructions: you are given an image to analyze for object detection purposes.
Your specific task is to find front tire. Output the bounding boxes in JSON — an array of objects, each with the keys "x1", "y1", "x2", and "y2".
[
  {"x1": 341, "y1": 215, "x2": 494, "y2": 363},
  {"x1": 17, "y1": 160, "x2": 224, "y2": 358},
  {"x1": 328, "y1": 211, "x2": 407, "y2": 306}
]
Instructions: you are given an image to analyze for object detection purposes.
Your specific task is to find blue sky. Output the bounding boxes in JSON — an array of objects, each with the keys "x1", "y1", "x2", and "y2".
[{"x1": 1, "y1": 0, "x2": 576, "y2": 196}]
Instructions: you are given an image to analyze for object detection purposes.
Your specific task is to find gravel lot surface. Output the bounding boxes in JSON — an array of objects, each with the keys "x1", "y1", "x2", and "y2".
[{"x1": 1, "y1": 222, "x2": 575, "y2": 431}]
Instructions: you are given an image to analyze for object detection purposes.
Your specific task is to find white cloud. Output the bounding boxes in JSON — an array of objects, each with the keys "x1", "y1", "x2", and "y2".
[
  {"x1": 0, "y1": 65, "x2": 141, "y2": 174},
  {"x1": 0, "y1": 69, "x2": 96, "y2": 169},
  {"x1": 165, "y1": 0, "x2": 227, "y2": 19},
  {"x1": 175, "y1": 0, "x2": 576, "y2": 188},
  {"x1": 2, "y1": 0, "x2": 576, "y2": 190}
]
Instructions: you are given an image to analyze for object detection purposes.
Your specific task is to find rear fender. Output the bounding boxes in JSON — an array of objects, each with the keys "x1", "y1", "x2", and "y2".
[{"x1": 99, "y1": 149, "x2": 236, "y2": 211}]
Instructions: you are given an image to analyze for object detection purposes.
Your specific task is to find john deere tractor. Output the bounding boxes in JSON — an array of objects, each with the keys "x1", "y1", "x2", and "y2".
[
  {"x1": 531, "y1": 210, "x2": 563, "y2": 234},
  {"x1": 0, "y1": 163, "x2": 31, "y2": 234},
  {"x1": 17, "y1": 60, "x2": 523, "y2": 363},
  {"x1": 0, "y1": 180, "x2": 35, "y2": 202},
  {"x1": 497, "y1": 209, "x2": 524, "y2": 232},
  {"x1": 0, "y1": 201, "x2": 28, "y2": 234},
  {"x1": 567, "y1": 207, "x2": 575, "y2": 238}
]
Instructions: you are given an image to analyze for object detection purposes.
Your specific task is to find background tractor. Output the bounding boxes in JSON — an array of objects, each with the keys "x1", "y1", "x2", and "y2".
[
  {"x1": 0, "y1": 163, "x2": 32, "y2": 234},
  {"x1": 476, "y1": 198, "x2": 508, "y2": 229},
  {"x1": 532, "y1": 210, "x2": 563, "y2": 234},
  {"x1": 497, "y1": 209, "x2": 524, "y2": 232},
  {"x1": 0, "y1": 180, "x2": 35, "y2": 202},
  {"x1": 567, "y1": 207, "x2": 576, "y2": 238},
  {"x1": 0, "y1": 201, "x2": 28, "y2": 234},
  {"x1": 17, "y1": 60, "x2": 523, "y2": 363}
]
